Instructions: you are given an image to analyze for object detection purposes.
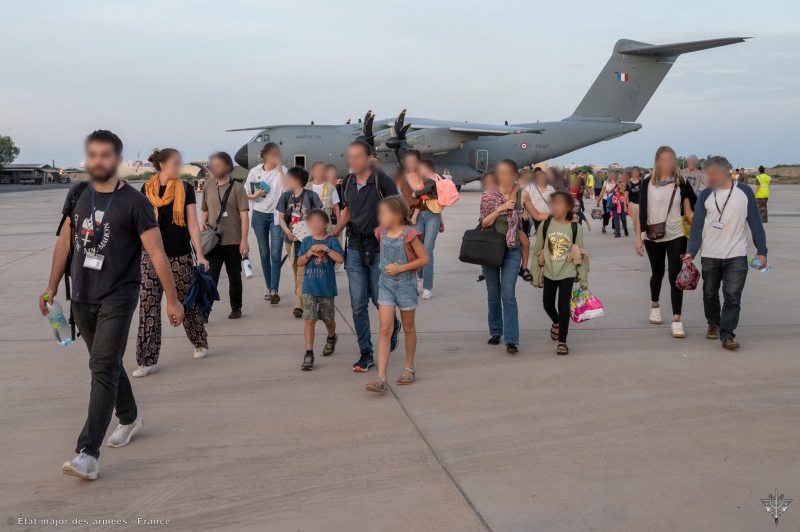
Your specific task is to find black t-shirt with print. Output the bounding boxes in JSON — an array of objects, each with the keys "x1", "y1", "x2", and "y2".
[
  {"x1": 140, "y1": 181, "x2": 196, "y2": 257},
  {"x1": 64, "y1": 181, "x2": 159, "y2": 304},
  {"x1": 276, "y1": 189, "x2": 323, "y2": 243}
]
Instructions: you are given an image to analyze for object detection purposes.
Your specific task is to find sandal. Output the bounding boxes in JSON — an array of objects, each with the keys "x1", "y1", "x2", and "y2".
[
  {"x1": 519, "y1": 268, "x2": 533, "y2": 282},
  {"x1": 396, "y1": 368, "x2": 415, "y2": 385},
  {"x1": 557, "y1": 343, "x2": 569, "y2": 355},
  {"x1": 365, "y1": 377, "x2": 388, "y2": 393},
  {"x1": 550, "y1": 323, "x2": 560, "y2": 342}
]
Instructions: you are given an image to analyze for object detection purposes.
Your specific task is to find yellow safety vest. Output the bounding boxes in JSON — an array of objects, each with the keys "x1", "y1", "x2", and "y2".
[
  {"x1": 755, "y1": 173, "x2": 770, "y2": 198},
  {"x1": 586, "y1": 174, "x2": 595, "y2": 188}
]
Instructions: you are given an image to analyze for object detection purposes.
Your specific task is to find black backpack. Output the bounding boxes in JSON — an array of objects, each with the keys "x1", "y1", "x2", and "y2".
[
  {"x1": 55, "y1": 182, "x2": 89, "y2": 340},
  {"x1": 340, "y1": 171, "x2": 393, "y2": 210}
]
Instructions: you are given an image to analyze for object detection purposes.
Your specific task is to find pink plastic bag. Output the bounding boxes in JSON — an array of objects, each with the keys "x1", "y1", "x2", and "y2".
[
  {"x1": 675, "y1": 262, "x2": 700, "y2": 291},
  {"x1": 570, "y1": 288, "x2": 605, "y2": 323}
]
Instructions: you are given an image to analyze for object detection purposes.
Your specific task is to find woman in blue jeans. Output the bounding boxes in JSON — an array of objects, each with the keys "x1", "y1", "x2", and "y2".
[
  {"x1": 245, "y1": 143, "x2": 286, "y2": 303},
  {"x1": 479, "y1": 159, "x2": 549, "y2": 353},
  {"x1": 397, "y1": 153, "x2": 444, "y2": 300}
]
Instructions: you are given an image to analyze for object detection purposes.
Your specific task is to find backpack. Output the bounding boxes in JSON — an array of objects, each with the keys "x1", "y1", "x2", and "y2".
[
  {"x1": 542, "y1": 217, "x2": 578, "y2": 245},
  {"x1": 430, "y1": 173, "x2": 460, "y2": 207},
  {"x1": 55, "y1": 181, "x2": 90, "y2": 340},
  {"x1": 341, "y1": 171, "x2": 393, "y2": 209}
]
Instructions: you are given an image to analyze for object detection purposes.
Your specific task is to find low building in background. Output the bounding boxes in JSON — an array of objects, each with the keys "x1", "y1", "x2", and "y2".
[{"x1": 0, "y1": 164, "x2": 61, "y2": 185}]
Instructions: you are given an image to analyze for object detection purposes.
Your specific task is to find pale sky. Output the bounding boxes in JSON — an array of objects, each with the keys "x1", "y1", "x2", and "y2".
[{"x1": 2, "y1": 0, "x2": 799, "y2": 169}]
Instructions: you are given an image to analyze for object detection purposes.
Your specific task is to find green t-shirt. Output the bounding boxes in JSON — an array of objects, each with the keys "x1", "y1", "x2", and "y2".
[{"x1": 534, "y1": 218, "x2": 588, "y2": 283}]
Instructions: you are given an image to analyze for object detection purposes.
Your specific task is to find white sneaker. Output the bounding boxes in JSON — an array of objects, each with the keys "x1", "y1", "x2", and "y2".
[
  {"x1": 132, "y1": 364, "x2": 157, "y2": 378},
  {"x1": 193, "y1": 347, "x2": 207, "y2": 359},
  {"x1": 62, "y1": 452, "x2": 99, "y2": 480},
  {"x1": 422, "y1": 289, "x2": 432, "y2": 300},
  {"x1": 107, "y1": 416, "x2": 142, "y2": 448},
  {"x1": 649, "y1": 307, "x2": 662, "y2": 324},
  {"x1": 671, "y1": 321, "x2": 686, "y2": 338}
]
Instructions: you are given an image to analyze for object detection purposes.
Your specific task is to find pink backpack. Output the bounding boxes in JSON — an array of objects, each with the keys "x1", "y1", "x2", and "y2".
[{"x1": 431, "y1": 174, "x2": 460, "y2": 207}]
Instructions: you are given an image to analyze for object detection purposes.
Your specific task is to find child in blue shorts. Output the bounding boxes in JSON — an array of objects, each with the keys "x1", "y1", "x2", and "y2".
[
  {"x1": 365, "y1": 197, "x2": 429, "y2": 393},
  {"x1": 297, "y1": 209, "x2": 344, "y2": 371}
]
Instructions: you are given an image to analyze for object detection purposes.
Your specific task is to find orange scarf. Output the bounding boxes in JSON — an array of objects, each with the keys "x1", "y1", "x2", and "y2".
[{"x1": 144, "y1": 174, "x2": 185, "y2": 226}]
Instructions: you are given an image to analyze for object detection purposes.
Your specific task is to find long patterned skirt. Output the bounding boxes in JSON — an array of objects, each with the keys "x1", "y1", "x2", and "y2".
[{"x1": 136, "y1": 252, "x2": 208, "y2": 367}]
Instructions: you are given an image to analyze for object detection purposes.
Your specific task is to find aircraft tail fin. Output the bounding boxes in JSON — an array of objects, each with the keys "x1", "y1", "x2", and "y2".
[{"x1": 568, "y1": 37, "x2": 749, "y2": 122}]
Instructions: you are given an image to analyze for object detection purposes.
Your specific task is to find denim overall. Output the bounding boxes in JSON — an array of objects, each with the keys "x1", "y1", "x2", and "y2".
[{"x1": 377, "y1": 227, "x2": 419, "y2": 311}]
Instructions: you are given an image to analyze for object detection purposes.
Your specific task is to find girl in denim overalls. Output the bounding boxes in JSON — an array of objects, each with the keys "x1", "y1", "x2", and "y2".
[{"x1": 366, "y1": 197, "x2": 429, "y2": 393}]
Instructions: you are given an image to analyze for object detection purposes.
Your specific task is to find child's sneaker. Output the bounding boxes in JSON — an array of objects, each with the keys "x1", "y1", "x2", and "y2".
[
  {"x1": 353, "y1": 351, "x2": 374, "y2": 372},
  {"x1": 422, "y1": 289, "x2": 432, "y2": 300},
  {"x1": 323, "y1": 334, "x2": 338, "y2": 356},
  {"x1": 301, "y1": 353, "x2": 314, "y2": 371}
]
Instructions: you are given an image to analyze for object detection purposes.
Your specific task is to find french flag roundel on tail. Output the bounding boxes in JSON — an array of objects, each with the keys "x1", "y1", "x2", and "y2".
[{"x1": 615, "y1": 72, "x2": 629, "y2": 82}]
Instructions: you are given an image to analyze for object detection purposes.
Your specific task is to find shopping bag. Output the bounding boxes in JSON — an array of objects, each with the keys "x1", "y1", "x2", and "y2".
[
  {"x1": 675, "y1": 261, "x2": 700, "y2": 291},
  {"x1": 570, "y1": 287, "x2": 605, "y2": 323}
]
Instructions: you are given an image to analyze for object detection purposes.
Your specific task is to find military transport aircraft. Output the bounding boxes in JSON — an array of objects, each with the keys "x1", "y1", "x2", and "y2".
[{"x1": 230, "y1": 37, "x2": 747, "y2": 186}]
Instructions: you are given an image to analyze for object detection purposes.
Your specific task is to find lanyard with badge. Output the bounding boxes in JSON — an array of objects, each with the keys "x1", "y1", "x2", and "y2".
[
  {"x1": 84, "y1": 182, "x2": 119, "y2": 270},
  {"x1": 217, "y1": 182, "x2": 230, "y2": 218},
  {"x1": 712, "y1": 185, "x2": 734, "y2": 230}
]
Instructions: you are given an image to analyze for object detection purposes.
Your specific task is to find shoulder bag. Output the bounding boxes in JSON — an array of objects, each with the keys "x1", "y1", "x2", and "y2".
[
  {"x1": 645, "y1": 181, "x2": 678, "y2": 241},
  {"x1": 201, "y1": 182, "x2": 234, "y2": 255}
]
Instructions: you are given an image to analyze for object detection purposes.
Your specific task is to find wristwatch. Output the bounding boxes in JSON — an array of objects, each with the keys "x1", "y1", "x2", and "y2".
[{"x1": 324, "y1": 246, "x2": 331, "y2": 254}]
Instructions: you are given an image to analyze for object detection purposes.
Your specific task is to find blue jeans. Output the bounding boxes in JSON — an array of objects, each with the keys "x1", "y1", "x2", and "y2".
[
  {"x1": 612, "y1": 210, "x2": 628, "y2": 236},
  {"x1": 412, "y1": 210, "x2": 441, "y2": 290},
  {"x1": 701, "y1": 256, "x2": 748, "y2": 341},
  {"x1": 345, "y1": 248, "x2": 382, "y2": 354},
  {"x1": 251, "y1": 211, "x2": 283, "y2": 292},
  {"x1": 484, "y1": 246, "x2": 521, "y2": 345}
]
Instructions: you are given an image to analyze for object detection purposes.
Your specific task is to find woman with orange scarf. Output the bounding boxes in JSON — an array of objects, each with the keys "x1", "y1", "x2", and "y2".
[{"x1": 133, "y1": 148, "x2": 209, "y2": 378}]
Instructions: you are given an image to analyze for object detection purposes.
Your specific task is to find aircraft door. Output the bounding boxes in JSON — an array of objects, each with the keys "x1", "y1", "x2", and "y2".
[
  {"x1": 470, "y1": 149, "x2": 489, "y2": 173},
  {"x1": 293, "y1": 155, "x2": 306, "y2": 169}
]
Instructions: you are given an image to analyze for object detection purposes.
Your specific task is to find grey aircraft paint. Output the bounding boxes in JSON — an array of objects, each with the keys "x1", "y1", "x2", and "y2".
[{"x1": 230, "y1": 37, "x2": 747, "y2": 185}]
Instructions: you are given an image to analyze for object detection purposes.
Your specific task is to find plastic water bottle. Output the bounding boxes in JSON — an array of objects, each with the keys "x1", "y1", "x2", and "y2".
[
  {"x1": 43, "y1": 294, "x2": 73, "y2": 346},
  {"x1": 242, "y1": 255, "x2": 254, "y2": 279},
  {"x1": 749, "y1": 257, "x2": 771, "y2": 273}
]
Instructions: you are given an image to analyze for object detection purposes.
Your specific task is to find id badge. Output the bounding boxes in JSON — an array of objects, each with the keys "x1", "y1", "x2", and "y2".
[
  {"x1": 83, "y1": 253, "x2": 105, "y2": 270},
  {"x1": 712, "y1": 221, "x2": 724, "y2": 230},
  {"x1": 221, "y1": 211, "x2": 229, "y2": 218}
]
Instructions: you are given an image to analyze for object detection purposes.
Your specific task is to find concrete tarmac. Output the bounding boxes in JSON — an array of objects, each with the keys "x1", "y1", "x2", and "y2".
[{"x1": 1, "y1": 183, "x2": 798, "y2": 531}]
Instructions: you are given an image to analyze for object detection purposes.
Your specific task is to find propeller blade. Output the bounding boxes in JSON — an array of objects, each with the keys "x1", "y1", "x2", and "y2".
[
  {"x1": 398, "y1": 123, "x2": 411, "y2": 140},
  {"x1": 394, "y1": 109, "x2": 406, "y2": 135},
  {"x1": 365, "y1": 114, "x2": 375, "y2": 145}
]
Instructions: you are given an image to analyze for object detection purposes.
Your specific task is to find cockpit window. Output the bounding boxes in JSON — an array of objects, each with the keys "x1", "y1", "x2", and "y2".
[
  {"x1": 250, "y1": 134, "x2": 269, "y2": 143},
  {"x1": 262, "y1": 134, "x2": 269, "y2": 142}
]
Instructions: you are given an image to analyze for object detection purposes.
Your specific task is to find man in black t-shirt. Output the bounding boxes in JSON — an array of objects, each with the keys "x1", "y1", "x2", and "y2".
[{"x1": 39, "y1": 130, "x2": 184, "y2": 481}]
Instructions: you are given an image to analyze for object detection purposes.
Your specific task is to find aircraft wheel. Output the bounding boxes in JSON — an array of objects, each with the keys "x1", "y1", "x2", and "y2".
[{"x1": 456, "y1": 185, "x2": 461, "y2": 191}]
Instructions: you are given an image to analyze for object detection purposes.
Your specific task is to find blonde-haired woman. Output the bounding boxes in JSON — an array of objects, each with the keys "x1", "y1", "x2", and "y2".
[{"x1": 635, "y1": 146, "x2": 696, "y2": 338}]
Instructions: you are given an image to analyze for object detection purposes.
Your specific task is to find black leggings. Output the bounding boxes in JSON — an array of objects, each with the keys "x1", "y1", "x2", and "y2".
[
  {"x1": 543, "y1": 277, "x2": 574, "y2": 343},
  {"x1": 644, "y1": 237, "x2": 687, "y2": 316}
]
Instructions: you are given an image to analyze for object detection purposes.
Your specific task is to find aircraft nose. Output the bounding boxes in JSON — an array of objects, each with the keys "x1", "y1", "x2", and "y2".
[{"x1": 234, "y1": 144, "x2": 248, "y2": 169}]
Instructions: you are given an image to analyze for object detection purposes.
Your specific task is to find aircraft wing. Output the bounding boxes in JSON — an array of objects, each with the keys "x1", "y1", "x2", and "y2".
[
  {"x1": 403, "y1": 123, "x2": 543, "y2": 154},
  {"x1": 404, "y1": 118, "x2": 543, "y2": 136}
]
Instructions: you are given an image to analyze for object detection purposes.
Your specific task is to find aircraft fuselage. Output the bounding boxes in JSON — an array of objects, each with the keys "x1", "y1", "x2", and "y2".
[{"x1": 234, "y1": 119, "x2": 641, "y2": 185}]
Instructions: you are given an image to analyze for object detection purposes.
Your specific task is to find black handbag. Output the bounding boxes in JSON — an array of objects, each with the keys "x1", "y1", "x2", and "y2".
[{"x1": 459, "y1": 223, "x2": 507, "y2": 268}]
